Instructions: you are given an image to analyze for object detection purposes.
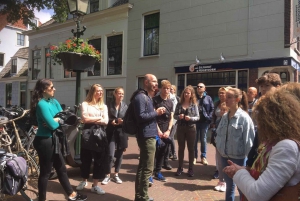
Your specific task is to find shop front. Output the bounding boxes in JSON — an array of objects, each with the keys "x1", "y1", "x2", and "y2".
[{"x1": 174, "y1": 57, "x2": 300, "y2": 102}]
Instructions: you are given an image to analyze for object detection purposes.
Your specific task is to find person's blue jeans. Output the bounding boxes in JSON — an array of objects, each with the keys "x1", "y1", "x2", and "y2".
[
  {"x1": 194, "y1": 122, "x2": 210, "y2": 159},
  {"x1": 220, "y1": 156, "x2": 246, "y2": 201}
]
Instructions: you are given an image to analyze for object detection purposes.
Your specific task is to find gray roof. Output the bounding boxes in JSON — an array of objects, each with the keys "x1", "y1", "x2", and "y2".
[{"x1": 0, "y1": 47, "x2": 28, "y2": 78}]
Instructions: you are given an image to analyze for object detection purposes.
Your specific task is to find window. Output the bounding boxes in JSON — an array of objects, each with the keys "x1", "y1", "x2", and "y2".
[
  {"x1": 0, "y1": 53, "x2": 4, "y2": 66},
  {"x1": 107, "y1": 35, "x2": 122, "y2": 75},
  {"x1": 17, "y1": 33, "x2": 24, "y2": 46},
  {"x1": 20, "y1": 82, "x2": 26, "y2": 109},
  {"x1": 106, "y1": 89, "x2": 114, "y2": 104},
  {"x1": 11, "y1": 59, "x2": 17, "y2": 74},
  {"x1": 187, "y1": 71, "x2": 236, "y2": 86},
  {"x1": 158, "y1": 78, "x2": 167, "y2": 88},
  {"x1": 177, "y1": 74, "x2": 185, "y2": 96},
  {"x1": 88, "y1": 38, "x2": 101, "y2": 76},
  {"x1": 138, "y1": 77, "x2": 144, "y2": 89},
  {"x1": 32, "y1": 50, "x2": 41, "y2": 80},
  {"x1": 238, "y1": 70, "x2": 248, "y2": 92},
  {"x1": 90, "y1": 0, "x2": 99, "y2": 13},
  {"x1": 6, "y1": 83, "x2": 12, "y2": 107},
  {"x1": 144, "y1": 12, "x2": 160, "y2": 56},
  {"x1": 45, "y1": 48, "x2": 54, "y2": 79},
  {"x1": 280, "y1": 72, "x2": 289, "y2": 83},
  {"x1": 64, "y1": 70, "x2": 76, "y2": 78}
]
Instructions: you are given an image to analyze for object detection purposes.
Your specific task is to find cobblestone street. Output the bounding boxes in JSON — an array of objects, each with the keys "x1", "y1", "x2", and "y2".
[{"x1": 10, "y1": 136, "x2": 239, "y2": 201}]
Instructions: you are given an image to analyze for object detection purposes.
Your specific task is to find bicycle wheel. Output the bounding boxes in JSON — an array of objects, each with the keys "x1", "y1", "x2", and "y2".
[
  {"x1": 10, "y1": 128, "x2": 30, "y2": 152},
  {"x1": 20, "y1": 154, "x2": 39, "y2": 200},
  {"x1": 26, "y1": 134, "x2": 37, "y2": 162}
]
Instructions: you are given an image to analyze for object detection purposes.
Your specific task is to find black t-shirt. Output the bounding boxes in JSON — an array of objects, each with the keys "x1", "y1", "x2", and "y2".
[{"x1": 152, "y1": 95, "x2": 173, "y2": 132}]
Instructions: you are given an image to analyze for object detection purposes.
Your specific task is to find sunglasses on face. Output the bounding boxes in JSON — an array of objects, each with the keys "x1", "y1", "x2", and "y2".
[{"x1": 197, "y1": 86, "x2": 204, "y2": 88}]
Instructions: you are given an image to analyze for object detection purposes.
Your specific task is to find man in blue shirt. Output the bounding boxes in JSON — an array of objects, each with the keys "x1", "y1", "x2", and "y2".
[
  {"x1": 194, "y1": 83, "x2": 214, "y2": 165},
  {"x1": 133, "y1": 74, "x2": 165, "y2": 201}
]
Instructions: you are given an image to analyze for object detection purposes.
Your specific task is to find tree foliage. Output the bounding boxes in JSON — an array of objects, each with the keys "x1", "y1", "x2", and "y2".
[{"x1": 0, "y1": 0, "x2": 69, "y2": 29}]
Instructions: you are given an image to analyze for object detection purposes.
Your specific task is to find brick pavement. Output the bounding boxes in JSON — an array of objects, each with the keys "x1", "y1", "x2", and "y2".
[{"x1": 9, "y1": 136, "x2": 239, "y2": 201}]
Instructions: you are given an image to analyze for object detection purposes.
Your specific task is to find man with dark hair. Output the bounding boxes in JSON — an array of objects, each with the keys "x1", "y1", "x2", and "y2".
[
  {"x1": 246, "y1": 73, "x2": 282, "y2": 168},
  {"x1": 133, "y1": 74, "x2": 166, "y2": 201},
  {"x1": 194, "y1": 83, "x2": 214, "y2": 165}
]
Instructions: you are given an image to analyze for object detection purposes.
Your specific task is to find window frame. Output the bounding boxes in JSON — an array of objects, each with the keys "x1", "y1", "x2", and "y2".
[
  {"x1": 107, "y1": 34, "x2": 123, "y2": 76},
  {"x1": 11, "y1": 59, "x2": 17, "y2": 74},
  {"x1": 88, "y1": 38, "x2": 101, "y2": 76},
  {"x1": 106, "y1": 89, "x2": 114, "y2": 105},
  {"x1": 20, "y1": 82, "x2": 26, "y2": 109},
  {"x1": 143, "y1": 12, "x2": 160, "y2": 56},
  {"x1": 45, "y1": 48, "x2": 54, "y2": 79},
  {"x1": 64, "y1": 70, "x2": 76, "y2": 78},
  {"x1": 32, "y1": 49, "x2": 41, "y2": 80},
  {"x1": 90, "y1": 0, "x2": 99, "y2": 13},
  {"x1": 17, "y1": 33, "x2": 25, "y2": 46},
  {"x1": 6, "y1": 83, "x2": 12, "y2": 107},
  {"x1": 0, "y1": 53, "x2": 4, "y2": 67}
]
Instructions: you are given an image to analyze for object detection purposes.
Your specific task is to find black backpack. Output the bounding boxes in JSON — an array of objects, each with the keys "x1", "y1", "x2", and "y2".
[{"x1": 122, "y1": 89, "x2": 147, "y2": 135}]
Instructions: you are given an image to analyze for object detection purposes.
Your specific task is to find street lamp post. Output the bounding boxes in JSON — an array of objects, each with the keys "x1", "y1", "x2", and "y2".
[{"x1": 67, "y1": 0, "x2": 89, "y2": 157}]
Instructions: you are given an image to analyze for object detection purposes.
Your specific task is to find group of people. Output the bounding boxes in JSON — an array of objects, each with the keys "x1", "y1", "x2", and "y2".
[
  {"x1": 29, "y1": 71, "x2": 300, "y2": 201},
  {"x1": 30, "y1": 80, "x2": 129, "y2": 201}
]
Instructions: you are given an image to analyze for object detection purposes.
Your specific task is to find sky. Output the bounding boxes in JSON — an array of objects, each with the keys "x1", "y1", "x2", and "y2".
[{"x1": 34, "y1": 8, "x2": 54, "y2": 24}]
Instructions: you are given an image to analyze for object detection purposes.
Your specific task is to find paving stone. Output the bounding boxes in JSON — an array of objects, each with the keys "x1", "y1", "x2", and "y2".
[{"x1": 8, "y1": 136, "x2": 240, "y2": 201}]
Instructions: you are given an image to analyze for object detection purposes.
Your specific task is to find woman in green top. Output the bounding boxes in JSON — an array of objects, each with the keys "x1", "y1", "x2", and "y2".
[{"x1": 31, "y1": 79, "x2": 87, "y2": 201}]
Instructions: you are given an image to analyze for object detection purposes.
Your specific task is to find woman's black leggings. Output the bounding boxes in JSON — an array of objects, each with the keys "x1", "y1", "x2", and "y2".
[{"x1": 33, "y1": 136, "x2": 73, "y2": 201}]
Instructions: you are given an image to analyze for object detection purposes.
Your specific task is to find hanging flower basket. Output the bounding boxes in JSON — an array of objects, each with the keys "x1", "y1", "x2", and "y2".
[
  {"x1": 57, "y1": 52, "x2": 96, "y2": 72},
  {"x1": 50, "y1": 37, "x2": 101, "y2": 72}
]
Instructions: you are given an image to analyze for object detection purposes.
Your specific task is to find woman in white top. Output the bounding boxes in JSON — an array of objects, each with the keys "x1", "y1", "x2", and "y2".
[
  {"x1": 223, "y1": 85, "x2": 300, "y2": 201},
  {"x1": 76, "y1": 84, "x2": 108, "y2": 195}
]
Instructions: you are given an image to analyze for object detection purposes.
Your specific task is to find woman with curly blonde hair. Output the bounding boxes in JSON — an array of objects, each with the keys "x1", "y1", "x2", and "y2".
[
  {"x1": 224, "y1": 84, "x2": 300, "y2": 201},
  {"x1": 174, "y1": 85, "x2": 199, "y2": 177}
]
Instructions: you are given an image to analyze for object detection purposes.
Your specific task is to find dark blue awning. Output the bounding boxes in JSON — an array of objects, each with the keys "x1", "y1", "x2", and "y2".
[{"x1": 174, "y1": 57, "x2": 300, "y2": 73}]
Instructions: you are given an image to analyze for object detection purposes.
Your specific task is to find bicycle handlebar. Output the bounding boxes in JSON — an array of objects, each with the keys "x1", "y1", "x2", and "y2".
[{"x1": 0, "y1": 109, "x2": 29, "y2": 126}]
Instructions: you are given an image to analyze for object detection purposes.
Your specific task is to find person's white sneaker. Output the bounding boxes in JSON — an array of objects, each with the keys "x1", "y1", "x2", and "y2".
[
  {"x1": 219, "y1": 183, "x2": 226, "y2": 192},
  {"x1": 214, "y1": 184, "x2": 221, "y2": 191},
  {"x1": 76, "y1": 181, "x2": 88, "y2": 191},
  {"x1": 214, "y1": 182, "x2": 222, "y2": 191},
  {"x1": 91, "y1": 185, "x2": 105, "y2": 195},
  {"x1": 112, "y1": 175, "x2": 122, "y2": 184},
  {"x1": 101, "y1": 175, "x2": 110, "y2": 185}
]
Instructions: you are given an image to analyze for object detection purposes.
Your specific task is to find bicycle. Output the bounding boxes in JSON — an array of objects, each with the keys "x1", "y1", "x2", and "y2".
[
  {"x1": 0, "y1": 107, "x2": 31, "y2": 153},
  {"x1": 0, "y1": 109, "x2": 39, "y2": 201}
]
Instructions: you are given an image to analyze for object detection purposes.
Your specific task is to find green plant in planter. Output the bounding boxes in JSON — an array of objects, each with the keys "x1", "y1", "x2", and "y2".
[{"x1": 49, "y1": 37, "x2": 101, "y2": 65}]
